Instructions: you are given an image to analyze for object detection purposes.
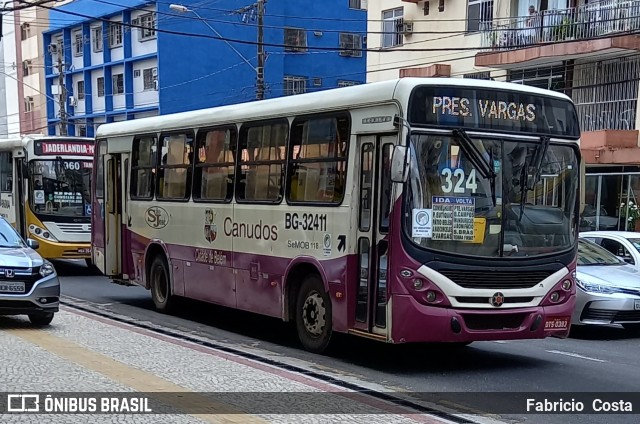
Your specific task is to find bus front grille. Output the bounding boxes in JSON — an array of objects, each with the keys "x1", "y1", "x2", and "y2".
[{"x1": 439, "y1": 270, "x2": 554, "y2": 289}]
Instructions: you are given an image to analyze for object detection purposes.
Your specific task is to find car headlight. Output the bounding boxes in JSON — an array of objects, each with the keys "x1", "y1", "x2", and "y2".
[
  {"x1": 576, "y1": 278, "x2": 620, "y2": 294},
  {"x1": 39, "y1": 261, "x2": 56, "y2": 277}
]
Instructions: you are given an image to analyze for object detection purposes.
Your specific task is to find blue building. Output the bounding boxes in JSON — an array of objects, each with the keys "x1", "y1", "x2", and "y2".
[{"x1": 44, "y1": 0, "x2": 367, "y2": 136}]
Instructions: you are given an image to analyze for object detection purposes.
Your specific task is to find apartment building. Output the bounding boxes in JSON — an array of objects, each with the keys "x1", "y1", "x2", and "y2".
[
  {"x1": 1, "y1": 7, "x2": 20, "y2": 138},
  {"x1": 370, "y1": 0, "x2": 640, "y2": 231},
  {"x1": 42, "y1": 0, "x2": 367, "y2": 136}
]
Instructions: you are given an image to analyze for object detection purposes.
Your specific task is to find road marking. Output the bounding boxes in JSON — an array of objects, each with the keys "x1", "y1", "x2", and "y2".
[
  {"x1": 8, "y1": 328, "x2": 265, "y2": 424},
  {"x1": 546, "y1": 350, "x2": 607, "y2": 363}
]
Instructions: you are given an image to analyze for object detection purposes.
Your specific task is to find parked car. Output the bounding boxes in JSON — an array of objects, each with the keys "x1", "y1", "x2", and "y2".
[
  {"x1": 580, "y1": 231, "x2": 640, "y2": 269},
  {"x1": 580, "y1": 205, "x2": 620, "y2": 231},
  {"x1": 0, "y1": 217, "x2": 59, "y2": 325},
  {"x1": 573, "y1": 238, "x2": 640, "y2": 332}
]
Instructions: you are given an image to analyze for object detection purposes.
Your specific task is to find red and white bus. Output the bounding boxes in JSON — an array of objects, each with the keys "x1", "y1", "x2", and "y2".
[{"x1": 91, "y1": 78, "x2": 581, "y2": 353}]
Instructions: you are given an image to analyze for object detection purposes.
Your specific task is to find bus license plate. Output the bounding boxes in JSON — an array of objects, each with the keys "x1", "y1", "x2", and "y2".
[
  {"x1": 78, "y1": 248, "x2": 91, "y2": 254},
  {"x1": 0, "y1": 282, "x2": 25, "y2": 293},
  {"x1": 544, "y1": 317, "x2": 569, "y2": 330},
  {"x1": 634, "y1": 300, "x2": 640, "y2": 311}
]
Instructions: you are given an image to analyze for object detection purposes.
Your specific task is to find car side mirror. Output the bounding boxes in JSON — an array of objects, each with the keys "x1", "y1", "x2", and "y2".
[
  {"x1": 391, "y1": 145, "x2": 411, "y2": 183},
  {"x1": 26, "y1": 239, "x2": 39, "y2": 250}
]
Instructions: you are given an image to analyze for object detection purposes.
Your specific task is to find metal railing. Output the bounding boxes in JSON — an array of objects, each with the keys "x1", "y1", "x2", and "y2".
[{"x1": 480, "y1": 0, "x2": 640, "y2": 50}]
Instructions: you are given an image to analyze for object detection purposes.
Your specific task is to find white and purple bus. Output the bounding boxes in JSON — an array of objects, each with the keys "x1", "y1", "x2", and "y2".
[{"x1": 91, "y1": 78, "x2": 581, "y2": 353}]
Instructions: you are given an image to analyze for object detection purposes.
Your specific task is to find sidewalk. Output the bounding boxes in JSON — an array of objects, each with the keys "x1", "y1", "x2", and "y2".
[{"x1": 0, "y1": 307, "x2": 457, "y2": 424}]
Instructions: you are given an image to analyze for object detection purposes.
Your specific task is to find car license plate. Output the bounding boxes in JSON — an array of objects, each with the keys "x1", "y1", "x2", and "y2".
[
  {"x1": 635, "y1": 300, "x2": 640, "y2": 311},
  {"x1": 544, "y1": 317, "x2": 569, "y2": 330},
  {"x1": 78, "y1": 248, "x2": 91, "y2": 254},
  {"x1": 0, "y1": 282, "x2": 25, "y2": 293}
]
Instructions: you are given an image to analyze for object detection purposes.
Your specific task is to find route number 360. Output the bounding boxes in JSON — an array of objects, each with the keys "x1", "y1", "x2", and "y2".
[{"x1": 441, "y1": 168, "x2": 478, "y2": 194}]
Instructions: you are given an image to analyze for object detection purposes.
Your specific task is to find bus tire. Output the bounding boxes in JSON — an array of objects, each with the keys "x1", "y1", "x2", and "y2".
[
  {"x1": 149, "y1": 256, "x2": 173, "y2": 313},
  {"x1": 295, "y1": 274, "x2": 332, "y2": 354}
]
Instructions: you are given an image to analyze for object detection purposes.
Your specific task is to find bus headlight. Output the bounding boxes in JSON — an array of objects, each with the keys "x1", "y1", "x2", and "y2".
[
  {"x1": 39, "y1": 261, "x2": 56, "y2": 277},
  {"x1": 29, "y1": 225, "x2": 58, "y2": 242}
]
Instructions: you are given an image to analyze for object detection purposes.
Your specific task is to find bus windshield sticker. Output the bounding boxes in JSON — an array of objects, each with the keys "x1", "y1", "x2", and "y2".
[
  {"x1": 411, "y1": 209, "x2": 433, "y2": 238},
  {"x1": 323, "y1": 233, "x2": 332, "y2": 257},
  {"x1": 431, "y1": 196, "x2": 475, "y2": 241},
  {"x1": 204, "y1": 209, "x2": 218, "y2": 243},
  {"x1": 53, "y1": 191, "x2": 83, "y2": 204},
  {"x1": 34, "y1": 190, "x2": 45, "y2": 205}
]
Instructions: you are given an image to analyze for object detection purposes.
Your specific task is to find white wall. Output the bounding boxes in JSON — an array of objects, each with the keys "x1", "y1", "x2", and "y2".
[
  {"x1": 131, "y1": 7, "x2": 157, "y2": 58},
  {"x1": 111, "y1": 64, "x2": 125, "y2": 110},
  {"x1": 91, "y1": 69, "x2": 105, "y2": 112},
  {"x1": 0, "y1": 11, "x2": 21, "y2": 137},
  {"x1": 135, "y1": 111, "x2": 158, "y2": 119},
  {"x1": 132, "y1": 58, "x2": 158, "y2": 108},
  {"x1": 109, "y1": 17, "x2": 124, "y2": 62},
  {"x1": 71, "y1": 73, "x2": 85, "y2": 114},
  {"x1": 90, "y1": 24, "x2": 104, "y2": 66},
  {"x1": 71, "y1": 26, "x2": 84, "y2": 71}
]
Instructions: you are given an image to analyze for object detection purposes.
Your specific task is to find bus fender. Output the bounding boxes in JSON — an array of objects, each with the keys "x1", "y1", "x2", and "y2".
[
  {"x1": 282, "y1": 256, "x2": 329, "y2": 321},
  {"x1": 142, "y1": 240, "x2": 173, "y2": 290}
]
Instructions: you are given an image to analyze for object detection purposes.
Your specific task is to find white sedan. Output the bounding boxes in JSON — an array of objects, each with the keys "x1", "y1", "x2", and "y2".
[{"x1": 579, "y1": 231, "x2": 640, "y2": 269}]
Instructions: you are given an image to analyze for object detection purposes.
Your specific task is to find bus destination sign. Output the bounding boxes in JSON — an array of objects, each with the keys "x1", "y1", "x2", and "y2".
[
  {"x1": 408, "y1": 86, "x2": 580, "y2": 138},
  {"x1": 35, "y1": 141, "x2": 95, "y2": 156}
]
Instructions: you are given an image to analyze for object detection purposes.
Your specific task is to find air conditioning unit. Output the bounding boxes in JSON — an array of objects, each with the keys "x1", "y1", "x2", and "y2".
[
  {"x1": 152, "y1": 68, "x2": 157, "y2": 76},
  {"x1": 69, "y1": 96, "x2": 77, "y2": 106},
  {"x1": 401, "y1": 22, "x2": 414, "y2": 35}
]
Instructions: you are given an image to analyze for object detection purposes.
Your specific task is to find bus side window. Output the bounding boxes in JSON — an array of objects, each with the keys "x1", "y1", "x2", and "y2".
[
  {"x1": 193, "y1": 127, "x2": 236, "y2": 202},
  {"x1": 287, "y1": 113, "x2": 349, "y2": 204},
  {"x1": 130, "y1": 135, "x2": 157, "y2": 200},
  {"x1": 0, "y1": 152, "x2": 12, "y2": 193}
]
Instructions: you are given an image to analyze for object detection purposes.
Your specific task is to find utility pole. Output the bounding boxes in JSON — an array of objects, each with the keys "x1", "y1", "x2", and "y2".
[
  {"x1": 256, "y1": 0, "x2": 265, "y2": 100},
  {"x1": 56, "y1": 43, "x2": 68, "y2": 136}
]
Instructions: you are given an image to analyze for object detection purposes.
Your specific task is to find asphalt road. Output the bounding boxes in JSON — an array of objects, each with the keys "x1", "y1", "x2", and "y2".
[{"x1": 54, "y1": 260, "x2": 640, "y2": 424}]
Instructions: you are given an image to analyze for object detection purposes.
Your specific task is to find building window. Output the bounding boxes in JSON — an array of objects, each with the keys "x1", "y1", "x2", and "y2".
[
  {"x1": 339, "y1": 33, "x2": 363, "y2": 57},
  {"x1": 287, "y1": 113, "x2": 350, "y2": 204},
  {"x1": 143, "y1": 67, "x2": 157, "y2": 91},
  {"x1": 24, "y1": 96, "x2": 34, "y2": 113},
  {"x1": 112, "y1": 74, "x2": 124, "y2": 95},
  {"x1": 109, "y1": 22, "x2": 123, "y2": 47},
  {"x1": 22, "y1": 60, "x2": 32, "y2": 77},
  {"x1": 382, "y1": 8, "x2": 403, "y2": 48},
  {"x1": 78, "y1": 125, "x2": 87, "y2": 137},
  {"x1": 338, "y1": 80, "x2": 359, "y2": 87},
  {"x1": 284, "y1": 28, "x2": 307, "y2": 52},
  {"x1": 77, "y1": 81, "x2": 85, "y2": 100},
  {"x1": 284, "y1": 76, "x2": 307, "y2": 96},
  {"x1": 20, "y1": 23, "x2": 30, "y2": 41},
  {"x1": 73, "y1": 31, "x2": 83, "y2": 57},
  {"x1": 157, "y1": 132, "x2": 194, "y2": 200},
  {"x1": 97, "y1": 77, "x2": 105, "y2": 97},
  {"x1": 136, "y1": 12, "x2": 156, "y2": 41},
  {"x1": 130, "y1": 135, "x2": 158, "y2": 199},
  {"x1": 193, "y1": 127, "x2": 237, "y2": 202},
  {"x1": 349, "y1": 0, "x2": 365, "y2": 9},
  {"x1": 236, "y1": 120, "x2": 288, "y2": 203},
  {"x1": 464, "y1": 71, "x2": 491, "y2": 79},
  {"x1": 92, "y1": 26, "x2": 103, "y2": 52},
  {"x1": 467, "y1": 0, "x2": 494, "y2": 32}
]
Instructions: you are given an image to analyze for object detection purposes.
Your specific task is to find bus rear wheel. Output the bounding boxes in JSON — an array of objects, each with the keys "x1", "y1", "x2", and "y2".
[
  {"x1": 150, "y1": 256, "x2": 173, "y2": 313},
  {"x1": 295, "y1": 275, "x2": 332, "y2": 354}
]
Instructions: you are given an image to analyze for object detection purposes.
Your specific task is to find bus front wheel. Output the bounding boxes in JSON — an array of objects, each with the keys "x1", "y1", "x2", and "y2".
[
  {"x1": 150, "y1": 257, "x2": 173, "y2": 313},
  {"x1": 295, "y1": 275, "x2": 333, "y2": 354}
]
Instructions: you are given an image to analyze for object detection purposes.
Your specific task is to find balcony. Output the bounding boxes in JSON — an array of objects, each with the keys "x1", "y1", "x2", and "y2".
[{"x1": 475, "y1": 0, "x2": 640, "y2": 68}]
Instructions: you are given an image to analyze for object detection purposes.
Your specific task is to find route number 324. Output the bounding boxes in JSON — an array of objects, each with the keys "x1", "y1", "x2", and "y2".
[{"x1": 441, "y1": 168, "x2": 478, "y2": 194}]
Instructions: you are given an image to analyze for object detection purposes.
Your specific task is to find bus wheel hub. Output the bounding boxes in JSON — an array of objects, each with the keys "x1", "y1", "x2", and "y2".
[{"x1": 303, "y1": 293, "x2": 325, "y2": 336}]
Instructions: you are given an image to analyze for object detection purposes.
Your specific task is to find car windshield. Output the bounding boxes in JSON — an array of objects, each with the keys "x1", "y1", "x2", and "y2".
[
  {"x1": 404, "y1": 132, "x2": 579, "y2": 258},
  {"x1": 29, "y1": 159, "x2": 92, "y2": 217},
  {"x1": 578, "y1": 239, "x2": 624, "y2": 266},
  {"x1": 0, "y1": 219, "x2": 25, "y2": 248}
]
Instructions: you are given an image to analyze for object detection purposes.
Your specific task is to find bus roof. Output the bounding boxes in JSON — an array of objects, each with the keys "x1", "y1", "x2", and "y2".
[
  {"x1": 96, "y1": 77, "x2": 574, "y2": 138},
  {"x1": 0, "y1": 135, "x2": 94, "y2": 151}
]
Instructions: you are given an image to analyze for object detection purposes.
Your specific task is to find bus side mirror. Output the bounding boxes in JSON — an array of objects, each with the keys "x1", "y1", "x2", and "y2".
[{"x1": 391, "y1": 146, "x2": 410, "y2": 183}]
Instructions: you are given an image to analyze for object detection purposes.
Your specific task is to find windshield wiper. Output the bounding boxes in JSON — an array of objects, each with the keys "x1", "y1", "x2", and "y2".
[
  {"x1": 453, "y1": 128, "x2": 497, "y2": 205},
  {"x1": 519, "y1": 136, "x2": 551, "y2": 221}
]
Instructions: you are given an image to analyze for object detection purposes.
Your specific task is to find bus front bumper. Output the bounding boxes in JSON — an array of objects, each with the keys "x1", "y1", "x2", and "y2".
[
  {"x1": 31, "y1": 237, "x2": 91, "y2": 261},
  {"x1": 391, "y1": 294, "x2": 574, "y2": 343}
]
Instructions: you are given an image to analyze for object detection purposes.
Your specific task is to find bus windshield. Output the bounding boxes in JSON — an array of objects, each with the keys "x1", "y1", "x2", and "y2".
[
  {"x1": 29, "y1": 159, "x2": 92, "y2": 217},
  {"x1": 404, "y1": 132, "x2": 579, "y2": 258}
]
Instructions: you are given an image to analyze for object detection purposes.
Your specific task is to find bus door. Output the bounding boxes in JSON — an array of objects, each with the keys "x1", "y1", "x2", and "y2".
[
  {"x1": 103, "y1": 153, "x2": 122, "y2": 277},
  {"x1": 353, "y1": 135, "x2": 396, "y2": 337},
  {"x1": 14, "y1": 155, "x2": 27, "y2": 237}
]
